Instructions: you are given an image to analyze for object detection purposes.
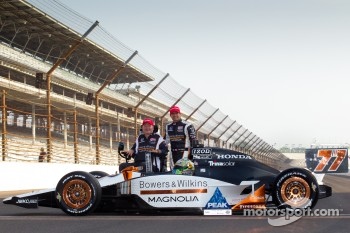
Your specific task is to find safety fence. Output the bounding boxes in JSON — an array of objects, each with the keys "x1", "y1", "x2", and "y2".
[{"x1": 1, "y1": 97, "x2": 122, "y2": 165}]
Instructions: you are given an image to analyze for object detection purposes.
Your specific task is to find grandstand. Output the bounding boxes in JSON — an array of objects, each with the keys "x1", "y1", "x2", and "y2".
[{"x1": 0, "y1": 0, "x2": 287, "y2": 168}]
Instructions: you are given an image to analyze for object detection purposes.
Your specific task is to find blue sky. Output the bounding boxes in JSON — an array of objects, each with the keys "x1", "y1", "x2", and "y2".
[{"x1": 58, "y1": 0, "x2": 350, "y2": 148}]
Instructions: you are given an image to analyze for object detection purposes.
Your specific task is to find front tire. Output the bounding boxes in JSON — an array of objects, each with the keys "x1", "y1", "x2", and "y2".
[
  {"x1": 90, "y1": 171, "x2": 109, "y2": 179},
  {"x1": 272, "y1": 168, "x2": 319, "y2": 209},
  {"x1": 55, "y1": 171, "x2": 102, "y2": 216}
]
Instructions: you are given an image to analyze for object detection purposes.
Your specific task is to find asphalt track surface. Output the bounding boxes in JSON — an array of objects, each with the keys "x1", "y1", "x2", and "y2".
[{"x1": 0, "y1": 175, "x2": 349, "y2": 233}]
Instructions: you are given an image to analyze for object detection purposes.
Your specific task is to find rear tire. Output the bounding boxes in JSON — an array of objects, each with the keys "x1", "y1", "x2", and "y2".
[
  {"x1": 272, "y1": 168, "x2": 319, "y2": 209},
  {"x1": 56, "y1": 171, "x2": 102, "y2": 216}
]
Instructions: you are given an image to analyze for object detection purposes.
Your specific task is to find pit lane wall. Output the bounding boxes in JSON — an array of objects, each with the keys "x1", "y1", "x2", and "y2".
[
  {"x1": 283, "y1": 153, "x2": 306, "y2": 167},
  {"x1": 0, "y1": 161, "x2": 117, "y2": 191}
]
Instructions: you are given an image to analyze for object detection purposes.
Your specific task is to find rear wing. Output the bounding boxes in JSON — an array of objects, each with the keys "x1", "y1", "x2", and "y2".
[{"x1": 305, "y1": 148, "x2": 349, "y2": 173}]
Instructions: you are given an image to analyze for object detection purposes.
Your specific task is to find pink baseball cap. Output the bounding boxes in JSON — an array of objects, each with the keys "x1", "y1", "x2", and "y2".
[
  {"x1": 169, "y1": 105, "x2": 181, "y2": 114},
  {"x1": 142, "y1": 118, "x2": 154, "y2": 126}
]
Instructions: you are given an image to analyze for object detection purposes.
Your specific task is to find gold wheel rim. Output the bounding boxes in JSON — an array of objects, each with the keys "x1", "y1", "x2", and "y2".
[
  {"x1": 62, "y1": 179, "x2": 92, "y2": 209},
  {"x1": 281, "y1": 176, "x2": 311, "y2": 208}
]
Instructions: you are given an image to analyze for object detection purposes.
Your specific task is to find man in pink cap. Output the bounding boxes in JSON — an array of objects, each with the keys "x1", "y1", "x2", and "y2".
[
  {"x1": 165, "y1": 105, "x2": 196, "y2": 166},
  {"x1": 120, "y1": 118, "x2": 168, "y2": 172}
]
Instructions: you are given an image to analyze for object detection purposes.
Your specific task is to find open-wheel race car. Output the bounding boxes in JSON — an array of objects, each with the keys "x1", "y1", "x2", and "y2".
[{"x1": 3, "y1": 144, "x2": 343, "y2": 216}]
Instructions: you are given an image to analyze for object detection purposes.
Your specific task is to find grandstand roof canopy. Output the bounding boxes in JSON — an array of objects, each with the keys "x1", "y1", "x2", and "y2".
[{"x1": 0, "y1": 0, "x2": 153, "y2": 85}]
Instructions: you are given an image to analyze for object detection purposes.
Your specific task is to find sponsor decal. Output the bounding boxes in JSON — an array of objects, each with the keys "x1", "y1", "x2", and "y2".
[
  {"x1": 193, "y1": 154, "x2": 212, "y2": 159},
  {"x1": 16, "y1": 198, "x2": 38, "y2": 204},
  {"x1": 141, "y1": 189, "x2": 207, "y2": 195},
  {"x1": 169, "y1": 135, "x2": 182, "y2": 141},
  {"x1": 148, "y1": 195, "x2": 199, "y2": 203},
  {"x1": 217, "y1": 154, "x2": 252, "y2": 159},
  {"x1": 14, "y1": 197, "x2": 39, "y2": 208},
  {"x1": 139, "y1": 179, "x2": 208, "y2": 189},
  {"x1": 140, "y1": 181, "x2": 170, "y2": 189},
  {"x1": 204, "y1": 209, "x2": 232, "y2": 215},
  {"x1": 240, "y1": 204, "x2": 265, "y2": 209},
  {"x1": 168, "y1": 126, "x2": 173, "y2": 131},
  {"x1": 232, "y1": 185, "x2": 266, "y2": 210},
  {"x1": 192, "y1": 148, "x2": 212, "y2": 154},
  {"x1": 208, "y1": 161, "x2": 235, "y2": 166},
  {"x1": 205, "y1": 187, "x2": 230, "y2": 209}
]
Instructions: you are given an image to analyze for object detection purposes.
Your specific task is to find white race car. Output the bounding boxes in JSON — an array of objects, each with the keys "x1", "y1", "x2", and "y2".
[{"x1": 4, "y1": 146, "x2": 341, "y2": 216}]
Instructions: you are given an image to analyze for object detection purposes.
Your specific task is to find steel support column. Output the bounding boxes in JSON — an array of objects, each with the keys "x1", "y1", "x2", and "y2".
[
  {"x1": 31, "y1": 104, "x2": 36, "y2": 144},
  {"x1": 63, "y1": 111, "x2": 67, "y2": 148},
  {"x1": 207, "y1": 115, "x2": 228, "y2": 146},
  {"x1": 237, "y1": 132, "x2": 253, "y2": 148},
  {"x1": 225, "y1": 125, "x2": 243, "y2": 148},
  {"x1": 134, "y1": 73, "x2": 169, "y2": 136},
  {"x1": 217, "y1": 120, "x2": 236, "y2": 147},
  {"x1": 73, "y1": 110, "x2": 78, "y2": 163},
  {"x1": 95, "y1": 51, "x2": 138, "y2": 164},
  {"x1": 185, "y1": 99, "x2": 207, "y2": 121},
  {"x1": 160, "y1": 88, "x2": 190, "y2": 136},
  {"x1": 196, "y1": 108, "x2": 219, "y2": 138},
  {"x1": 246, "y1": 136, "x2": 260, "y2": 151},
  {"x1": 1, "y1": 90, "x2": 6, "y2": 161},
  {"x1": 45, "y1": 21, "x2": 99, "y2": 162}
]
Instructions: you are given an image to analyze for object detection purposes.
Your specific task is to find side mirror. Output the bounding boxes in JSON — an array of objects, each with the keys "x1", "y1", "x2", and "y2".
[{"x1": 118, "y1": 142, "x2": 124, "y2": 151}]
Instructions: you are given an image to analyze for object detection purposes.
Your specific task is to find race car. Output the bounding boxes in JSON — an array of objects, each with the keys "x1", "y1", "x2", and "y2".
[{"x1": 3, "y1": 144, "x2": 340, "y2": 216}]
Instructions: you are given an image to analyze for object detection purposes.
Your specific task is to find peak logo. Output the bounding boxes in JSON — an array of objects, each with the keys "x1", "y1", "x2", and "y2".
[
  {"x1": 207, "y1": 203, "x2": 228, "y2": 208},
  {"x1": 205, "y1": 188, "x2": 230, "y2": 209}
]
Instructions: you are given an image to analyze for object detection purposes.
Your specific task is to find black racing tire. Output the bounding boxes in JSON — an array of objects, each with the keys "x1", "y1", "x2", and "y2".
[
  {"x1": 90, "y1": 171, "x2": 109, "y2": 179},
  {"x1": 55, "y1": 171, "x2": 102, "y2": 216},
  {"x1": 272, "y1": 168, "x2": 319, "y2": 209}
]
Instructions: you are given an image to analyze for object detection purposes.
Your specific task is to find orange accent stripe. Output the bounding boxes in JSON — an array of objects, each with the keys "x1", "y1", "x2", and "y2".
[{"x1": 140, "y1": 189, "x2": 207, "y2": 195}]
